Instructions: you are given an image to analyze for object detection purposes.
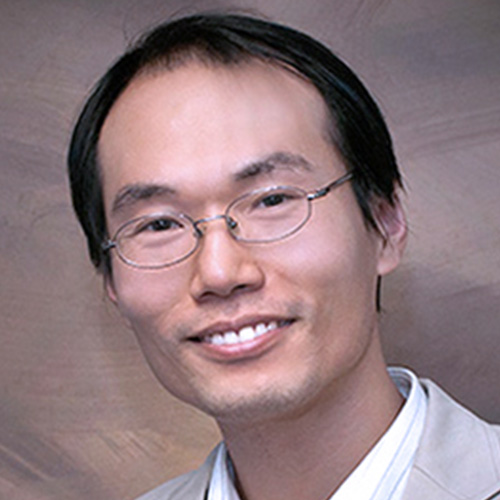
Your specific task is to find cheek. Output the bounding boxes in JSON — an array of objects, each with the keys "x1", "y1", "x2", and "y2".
[
  {"x1": 108, "y1": 266, "x2": 198, "y2": 396},
  {"x1": 109, "y1": 264, "x2": 189, "y2": 328},
  {"x1": 265, "y1": 212, "x2": 380, "y2": 315}
]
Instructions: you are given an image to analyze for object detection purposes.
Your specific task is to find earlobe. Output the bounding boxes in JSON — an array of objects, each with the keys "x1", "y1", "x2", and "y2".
[
  {"x1": 374, "y1": 193, "x2": 408, "y2": 276},
  {"x1": 105, "y1": 274, "x2": 119, "y2": 305}
]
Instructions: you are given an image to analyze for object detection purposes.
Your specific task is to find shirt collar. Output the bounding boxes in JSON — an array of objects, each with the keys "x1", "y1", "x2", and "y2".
[
  {"x1": 207, "y1": 443, "x2": 240, "y2": 500},
  {"x1": 332, "y1": 367, "x2": 427, "y2": 500},
  {"x1": 207, "y1": 367, "x2": 427, "y2": 500}
]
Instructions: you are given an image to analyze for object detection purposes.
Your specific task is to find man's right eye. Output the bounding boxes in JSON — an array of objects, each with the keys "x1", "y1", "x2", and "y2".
[
  {"x1": 146, "y1": 218, "x2": 179, "y2": 231},
  {"x1": 135, "y1": 216, "x2": 184, "y2": 234}
]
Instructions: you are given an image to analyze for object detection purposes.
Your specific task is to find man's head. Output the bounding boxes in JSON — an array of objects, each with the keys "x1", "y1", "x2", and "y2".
[
  {"x1": 68, "y1": 13, "x2": 406, "y2": 424},
  {"x1": 68, "y1": 13, "x2": 402, "y2": 275}
]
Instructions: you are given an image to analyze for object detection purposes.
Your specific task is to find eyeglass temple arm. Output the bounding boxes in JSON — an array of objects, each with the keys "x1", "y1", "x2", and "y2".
[
  {"x1": 307, "y1": 171, "x2": 354, "y2": 201},
  {"x1": 101, "y1": 240, "x2": 116, "y2": 252}
]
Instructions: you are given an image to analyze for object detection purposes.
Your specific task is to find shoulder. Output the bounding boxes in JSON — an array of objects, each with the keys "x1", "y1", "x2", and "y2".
[
  {"x1": 135, "y1": 445, "x2": 220, "y2": 500},
  {"x1": 420, "y1": 378, "x2": 500, "y2": 455},
  {"x1": 404, "y1": 378, "x2": 500, "y2": 499}
]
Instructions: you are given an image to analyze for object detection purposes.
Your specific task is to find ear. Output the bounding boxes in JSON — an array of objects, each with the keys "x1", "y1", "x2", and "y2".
[
  {"x1": 105, "y1": 273, "x2": 119, "y2": 305},
  {"x1": 374, "y1": 192, "x2": 407, "y2": 276}
]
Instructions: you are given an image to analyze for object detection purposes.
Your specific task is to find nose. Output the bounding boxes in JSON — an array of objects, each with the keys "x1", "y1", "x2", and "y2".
[{"x1": 189, "y1": 216, "x2": 265, "y2": 302}]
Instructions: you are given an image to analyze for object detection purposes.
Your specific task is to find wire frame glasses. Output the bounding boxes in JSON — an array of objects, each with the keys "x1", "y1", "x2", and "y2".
[{"x1": 102, "y1": 171, "x2": 353, "y2": 269}]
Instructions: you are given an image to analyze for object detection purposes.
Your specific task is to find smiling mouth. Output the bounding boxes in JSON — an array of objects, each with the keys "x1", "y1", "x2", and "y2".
[{"x1": 190, "y1": 319, "x2": 294, "y2": 347}]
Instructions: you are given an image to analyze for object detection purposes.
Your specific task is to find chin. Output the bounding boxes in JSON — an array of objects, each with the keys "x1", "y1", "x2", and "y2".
[{"x1": 187, "y1": 373, "x2": 325, "y2": 426}]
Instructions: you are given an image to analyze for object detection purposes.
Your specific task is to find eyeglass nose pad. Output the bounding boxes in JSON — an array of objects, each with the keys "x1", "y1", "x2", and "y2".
[
  {"x1": 226, "y1": 216, "x2": 238, "y2": 230},
  {"x1": 193, "y1": 214, "x2": 236, "y2": 237},
  {"x1": 193, "y1": 225, "x2": 203, "y2": 238}
]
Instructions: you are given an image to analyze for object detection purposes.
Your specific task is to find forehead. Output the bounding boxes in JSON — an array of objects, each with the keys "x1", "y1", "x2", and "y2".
[{"x1": 99, "y1": 60, "x2": 339, "y2": 217}]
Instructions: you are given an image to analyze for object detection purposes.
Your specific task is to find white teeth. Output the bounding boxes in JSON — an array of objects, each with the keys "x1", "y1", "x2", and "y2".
[
  {"x1": 225, "y1": 332, "x2": 239, "y2": 345},
  {"x1": 204, "y1": 321, "x2": 282, "y2": 346},
  {"x1": 255, "y1": 323, "x2": 267, "y2": 336},
  {"x1": 239, "y1": 326, "x2": 256, "y2": 342},
  {"x1": 211, "y1": 334, "x2": 225, "y2": 346}
]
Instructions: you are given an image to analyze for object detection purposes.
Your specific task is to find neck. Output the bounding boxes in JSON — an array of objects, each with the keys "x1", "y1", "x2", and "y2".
[{"x1": 217, "y1": 337, "x2": 403, "y2": 500}]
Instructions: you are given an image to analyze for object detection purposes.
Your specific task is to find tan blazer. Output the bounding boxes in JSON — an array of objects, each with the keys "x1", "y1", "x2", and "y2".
[
  {"x1": 402, "y1": 380, "x2": 500, "y2": 500},
  {"x1": 137, "y1": 379, "x2": 500, "y2": 500}
]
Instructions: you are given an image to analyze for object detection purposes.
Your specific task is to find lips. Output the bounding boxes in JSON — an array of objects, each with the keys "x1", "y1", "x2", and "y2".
[{"x1": 189, "y1": 318, "x2": 295, "y2": 347}]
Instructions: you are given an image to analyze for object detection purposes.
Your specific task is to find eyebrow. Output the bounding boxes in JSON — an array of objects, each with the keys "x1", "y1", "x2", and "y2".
[
  {"x1": 233, "y1": 152, "x2": 313, "y2": 181},
  {"x1": 111, "y1": 183, "x2": 176, "y2": 214},
  {"x1": 110, "y1": 152, "x2": 315, "y2": 214}
]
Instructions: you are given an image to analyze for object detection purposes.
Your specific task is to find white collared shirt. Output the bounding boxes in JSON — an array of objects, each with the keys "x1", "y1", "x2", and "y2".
[{"x1": 208, "y1": 367, "x2": 427, "y2": 500}]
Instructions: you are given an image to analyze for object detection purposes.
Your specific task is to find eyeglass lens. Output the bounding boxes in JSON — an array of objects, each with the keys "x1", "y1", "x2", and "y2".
[{"x1": 115, "y1": 185, "x2": 311, "y2": 268}]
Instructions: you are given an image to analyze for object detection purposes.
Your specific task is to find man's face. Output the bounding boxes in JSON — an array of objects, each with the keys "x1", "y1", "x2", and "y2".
[{"x1": 99, "y1": 60, "x2": 402, "y2": 424}]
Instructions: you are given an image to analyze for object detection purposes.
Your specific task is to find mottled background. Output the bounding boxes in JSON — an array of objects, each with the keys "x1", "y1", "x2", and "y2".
[{"x1": 1, "y1": 0, "x2": 499, "y2": 498}]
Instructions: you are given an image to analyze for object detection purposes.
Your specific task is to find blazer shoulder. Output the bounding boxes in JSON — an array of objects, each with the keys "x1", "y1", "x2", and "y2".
[{"x1": 404, "y1": 379, "x2": 500, "y2": 500}]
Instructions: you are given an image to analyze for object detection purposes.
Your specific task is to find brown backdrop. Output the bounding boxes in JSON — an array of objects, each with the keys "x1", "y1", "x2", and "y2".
[{"x1": 1, "y1": 1, "x2": 499, "y2": 498}]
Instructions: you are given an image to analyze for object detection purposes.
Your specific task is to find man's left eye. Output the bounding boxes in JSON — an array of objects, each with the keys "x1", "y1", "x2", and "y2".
[
  {"x1": 253, "y1": 189, "x2": 301, "y2": 210},
  {"x1": 259, "y1": 193, "x2": 289, "y2": 207}
]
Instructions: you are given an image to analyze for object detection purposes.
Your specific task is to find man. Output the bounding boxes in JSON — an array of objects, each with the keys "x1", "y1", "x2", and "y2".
[{"x1": 68, "y1": 13, "x2": 500, "y2": 500}]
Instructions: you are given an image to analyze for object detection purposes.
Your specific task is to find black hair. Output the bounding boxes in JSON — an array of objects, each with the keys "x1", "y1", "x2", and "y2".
[{"x1": 68, "y1": 13, "x2": 402, "y2": 281}]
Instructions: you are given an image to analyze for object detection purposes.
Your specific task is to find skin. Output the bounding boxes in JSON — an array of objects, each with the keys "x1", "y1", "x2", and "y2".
[{"x1": 99, "y1": 60, "x2": 407, "y2": 499}]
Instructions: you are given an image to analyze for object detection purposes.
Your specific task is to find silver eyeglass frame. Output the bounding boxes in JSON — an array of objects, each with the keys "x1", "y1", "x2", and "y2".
[{"x1": 102, "y1": 171, "x2": 353, "y2": 270}]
